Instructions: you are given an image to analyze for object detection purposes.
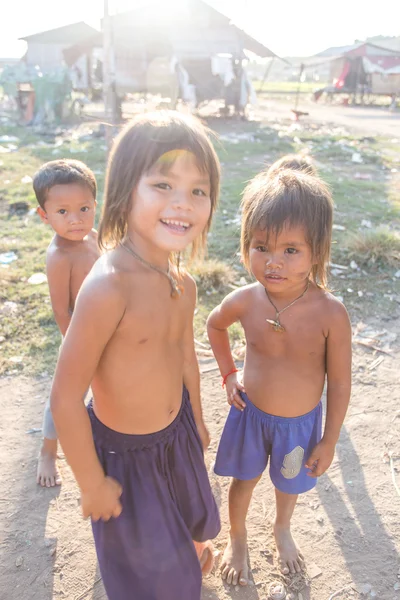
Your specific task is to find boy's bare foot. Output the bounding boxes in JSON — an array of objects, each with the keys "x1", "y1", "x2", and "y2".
[
  {"x1": 37, "y1": 439, "x2": 61, "y2": 487},
  {"x1": 221, "y1": 531, "x2": 249, "y2": 586},
  {"x1": 273, "y1": 523, "x2": 304, "y2": 575}
]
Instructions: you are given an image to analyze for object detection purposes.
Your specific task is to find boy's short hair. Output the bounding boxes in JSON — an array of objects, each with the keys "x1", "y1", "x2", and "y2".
[
  {"x1": 267, "y1": 154, "x2": 317, "y2": 177},
  {"x1": 241, "y1": 169, "x2": 333, "y2": 288},
  {"x1": 33, "y1": 159, "x2": 97, "y2": 208}
]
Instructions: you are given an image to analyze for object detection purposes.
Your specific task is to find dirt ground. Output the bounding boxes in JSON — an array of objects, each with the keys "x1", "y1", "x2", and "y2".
[
  {"x1": 254, "y1": 98, "x2": 400, "y2": 138},
  {"x1": 0, "y1": 314, "x2": 399, "y2": 600}
]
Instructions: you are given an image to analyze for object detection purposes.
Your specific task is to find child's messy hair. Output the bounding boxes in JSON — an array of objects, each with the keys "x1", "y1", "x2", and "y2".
[
  {"x1": 267, "y1": 153, "x2": 317, "y2": 177},
  {"x1": 241, "y1": 169, "x2": 333, "y2": 288},
  {"x1": 98, "y1": 111, "x2": 220, "y2": 257},
  {"x1": 33, "y1": 159, "x2": 97, "y2": 208}
]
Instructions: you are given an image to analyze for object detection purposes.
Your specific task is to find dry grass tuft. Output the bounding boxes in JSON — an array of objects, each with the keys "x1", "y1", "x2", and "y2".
[{"x1": 347, "y1": 226, "x2": 400, "y2": 268}]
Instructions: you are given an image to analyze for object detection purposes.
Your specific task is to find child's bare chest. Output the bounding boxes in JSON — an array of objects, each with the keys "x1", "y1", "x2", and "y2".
[
  {"x1": 242, "y1": 305, "x2": 327, "y2": 359},
  {"x1": 119, "y1": 286, "x2": 187, "y2": 346}
]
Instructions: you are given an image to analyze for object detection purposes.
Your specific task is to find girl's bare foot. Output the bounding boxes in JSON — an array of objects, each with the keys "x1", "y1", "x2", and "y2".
[
  {"x1": 37, "y1": 438, "x2": 61, "y2": 487},
  {"x1": 220, "y1": 530, "x2": 249, "y2": 586},
  {"x1": 273, "y1": 523, "x2": 304, "y2": 574}
]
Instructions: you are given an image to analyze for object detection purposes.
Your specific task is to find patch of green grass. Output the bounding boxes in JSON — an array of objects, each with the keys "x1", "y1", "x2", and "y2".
[
  {"x1": 253, "y1": 81, "x2": 320, "y2": 93},
  {"x1": 0, "y1": 118, "x2": 399, "y2": 375}
]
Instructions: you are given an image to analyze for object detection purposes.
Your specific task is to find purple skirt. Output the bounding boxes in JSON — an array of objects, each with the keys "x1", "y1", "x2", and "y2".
[{"x1": 88, "y1": 387, "x2": 220, "y2": 600}]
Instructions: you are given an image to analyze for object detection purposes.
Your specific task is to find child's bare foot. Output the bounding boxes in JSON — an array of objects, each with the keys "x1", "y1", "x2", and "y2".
[
  {"x1": 273, "y1": 523, "x2": 304, "y2": 574},
  {"x1": 221, "y1": 530, "x2": 249, "y2": 586},
  {"x1": 37, "y1": 439, "x2": 61, "y2": 487}
]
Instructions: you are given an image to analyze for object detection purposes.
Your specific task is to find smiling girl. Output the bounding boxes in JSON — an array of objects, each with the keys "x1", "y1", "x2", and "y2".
[{"x1": 50, "y1": 112, "x2": 221, "y2": 600}]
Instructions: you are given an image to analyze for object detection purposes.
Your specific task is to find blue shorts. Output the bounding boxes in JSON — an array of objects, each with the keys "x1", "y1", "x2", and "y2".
[{"x1": 214, "y1": 392, "x2": 322, "y2": 494}]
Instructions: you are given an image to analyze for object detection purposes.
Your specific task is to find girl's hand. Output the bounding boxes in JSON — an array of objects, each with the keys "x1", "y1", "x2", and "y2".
[
  {"x1": 225, "y1": 372, "x2": 246, "y2": 411},
  {"x1": 81, "y1": 476, "x2": 123, "y2": 521}
]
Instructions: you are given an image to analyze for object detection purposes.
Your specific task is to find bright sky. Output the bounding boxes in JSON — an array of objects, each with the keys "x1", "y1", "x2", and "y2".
[{"x1": 1, "y1": 0, "x2": 399, "y2": 59}]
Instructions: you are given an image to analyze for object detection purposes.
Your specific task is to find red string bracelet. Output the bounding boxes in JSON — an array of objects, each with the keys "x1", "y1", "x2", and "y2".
[{"x1": 222, "y1": 368, "x2": 238, "y2": 388}]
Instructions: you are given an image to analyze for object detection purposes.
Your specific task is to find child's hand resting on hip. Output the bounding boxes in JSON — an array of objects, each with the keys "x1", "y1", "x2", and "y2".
[{"x1": 225, "y1": 372, "x2": 246, "y2": 411}]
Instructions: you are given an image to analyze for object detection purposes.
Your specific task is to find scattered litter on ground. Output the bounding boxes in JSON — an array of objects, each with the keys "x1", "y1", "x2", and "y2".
[
  {"x1": 15, "y1": 556, "x2": 23, "y2": 568},
  {"x1": 307, "y1": 563, "x2": 322, "y2": 579},
  {"x1": 0, "y1": 135, "x2": 19, "y2": 143},
  {"x1": 9, "y1": 201, "x2": 30, "y2": 216},
  {"x1": 21, "y1": 175, "x2": 33, "y2": 184},
  {"x1": 361, "y1": 219, "x2": 372, "y2": 229},
  {"x1": 9, "y1": 356, "x2": 23, "y2": 363},
  {"x1": 329, "y1": 584, "x2": 352, "y2": 599},
  {"x1": 367, "y1": 356, "x2": 385, "y2": 371},
  {"x1": 395, "y1": 270, "x2": 400, "y2": 278},
  {"x1": 350, "y1": 261, "x2": 359, "y2": 270},
  {"x1": 354, "y1": 172, "x2": 372, "y2": 180},
  {"x1": 268, "y1": 581, "x2": 286, "y2": 599},
  {"x1": 332, "y1": 224, "x2": 346, "y2": 231},
  {"x1": 351, "y1": 152, "x2": 363, "y2": 164},
  {"x1": 26, "y1": 428, "x2": 42, "y2": 434},
  {"x1": 0, "y1": 252, "x2": 17, "y2": 264},
  {"x1": 1, "y1": 301, "x2": 18, "y2": 314},
  {"x1": 28, "y1": 273, "x2": 47, "y2": 285},
  {"x1": 353, "y1": 323, "x2": 396, "y2": 355}
]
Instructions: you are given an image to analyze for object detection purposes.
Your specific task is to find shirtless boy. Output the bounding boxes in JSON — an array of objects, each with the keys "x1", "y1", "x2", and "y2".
[
  {"x1": 207, "y1": 168, "x2": 352, "y2": 584},
  {"x1": 34, "y1": 159, "x2": 99, "y2": 486}
]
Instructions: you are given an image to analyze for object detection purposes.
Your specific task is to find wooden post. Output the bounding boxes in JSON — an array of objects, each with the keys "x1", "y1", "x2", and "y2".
[{"x1": 103, "y1": 0, "x2": 117, "y2": 151}]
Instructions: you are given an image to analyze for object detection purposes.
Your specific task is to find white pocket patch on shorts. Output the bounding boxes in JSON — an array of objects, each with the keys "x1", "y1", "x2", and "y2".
[{"x1": 280, "y1": 446, "x2": 305, "y2": 479}]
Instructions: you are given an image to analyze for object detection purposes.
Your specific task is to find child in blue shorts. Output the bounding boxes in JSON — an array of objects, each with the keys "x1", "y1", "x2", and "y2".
[{"x1": 207, "y1": 161, "x2": 352, "y2": 584}]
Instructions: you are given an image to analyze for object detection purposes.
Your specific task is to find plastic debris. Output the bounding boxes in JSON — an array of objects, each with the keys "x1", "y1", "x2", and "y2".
[
  {"x1": 351, "y1": 152, "x2": 363, "y2": 163},
  {"x1": 1, "y1": 301, "x2": 18, "y2": 314},
  {"x1": 28, "y1": 273, "x2": 47, "y2": 285},
  {"x1": 21, "y1": 175, "x2": 33, "y2": 184},
  {"x1": 395, "y1": 270, "x2": 400, "y2": 278},
  {"x1": 0, "y1": 135, "x2": 19, "y2": 143},
  {"x1": 394, "y1": 581, "x2": 400, "y2": 591},
  {"x1": 332, "y1": 224, "x2": 346, "y2": 231},
  {"x1": 268, "y1": 581, "x2": 286, "y2": 599},
  {"x1": 354, "y1": 172, "x2": 372, "y2": 180},
  {"x1": 350, "y1": 261, "x2": 359, "y2": 270},
  {"x1": 0, "y1": 251, "x2": 17, "y2": 264},
  {"x1": 26, "y1": 428, "x2": 42, "y2": 434},
  {"x1": 9, "y1": 356, "x2": 23, "y2": 363},
  {"x1": 361, "y1": 219, "x2": 372, "y2": 229}
]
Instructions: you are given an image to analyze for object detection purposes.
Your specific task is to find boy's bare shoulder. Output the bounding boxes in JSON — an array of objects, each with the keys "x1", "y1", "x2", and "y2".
[{"x1": 46, "y1": 239, "x2": 72, "y2": 268}]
